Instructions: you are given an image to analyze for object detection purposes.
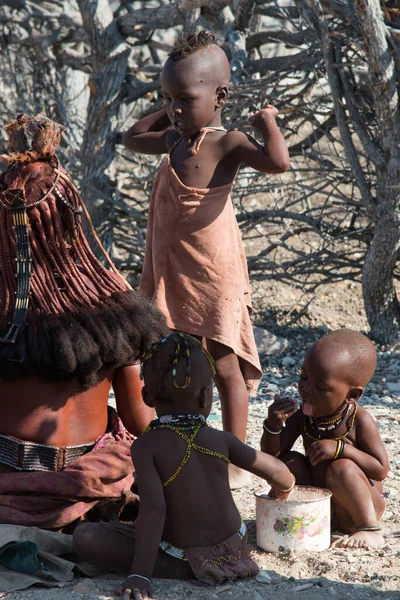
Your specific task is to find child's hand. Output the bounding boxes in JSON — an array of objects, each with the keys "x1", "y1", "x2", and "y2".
[
  {"x1": 268, "y1": 473, "x2": 296, "y2": 500},
  {"x1": 248, "y1": 105, "x2": 279, "y2": 129},
  {"x1": 115, "y1": 575, "x2": 155, "y2": 600},
  {"x1": 267, "y1": 393, "x2": 298, "y2": 430},
  {"x1": 267, "y1": 486, "x2": 292, "y2": 501},
  {"x1": 307, "y1": 440, "x2": 337, "y2": 466}
]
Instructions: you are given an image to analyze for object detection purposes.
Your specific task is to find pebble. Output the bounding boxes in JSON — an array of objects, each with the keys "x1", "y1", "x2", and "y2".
[
  {"x1": 380, "y1": 396, "x2": 394, "y2": 404},
  {"x1": 386, "y1": 382, "x2": 400, "y2": 393},
  {"x1": 281, "y1": 355, "x2": 296, "y2": 367},
  {"x1": 72, "y1": 580, "x2": 96, "y2": 594},
  {"x1": 255, "y1": 570, "x2": 273, "y2": 584},
  {"x1": 347, "y1": 554, "x2": 356, "y2": 563},
  {"x1": 327, "y1": 587, "x2": 337, "y2": 596},
  {"x1": 253, "y1": 326, "x2": 290, "y2": 357},
  {"x1": 291, "y1": 583, "x2": 314, "y2": 592}
]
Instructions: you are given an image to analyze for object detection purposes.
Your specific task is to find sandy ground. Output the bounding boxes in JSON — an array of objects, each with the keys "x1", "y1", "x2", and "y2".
[{"x1": 6, "y1": 281, "x2": 400, "y2": 600}]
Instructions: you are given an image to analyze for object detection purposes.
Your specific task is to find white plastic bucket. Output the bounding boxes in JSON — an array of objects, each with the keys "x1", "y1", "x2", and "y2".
[{"x1": 255, "y1": 486, "x2": 332, "y2": 552}]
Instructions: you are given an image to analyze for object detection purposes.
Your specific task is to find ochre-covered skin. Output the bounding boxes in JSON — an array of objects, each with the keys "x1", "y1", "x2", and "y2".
[{"x1": 0, "y1": 115, "x2": 167, "y2": 452}]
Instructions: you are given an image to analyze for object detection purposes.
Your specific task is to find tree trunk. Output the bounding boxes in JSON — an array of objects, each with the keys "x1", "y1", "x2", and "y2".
[
  {"x1": 355, "y1": 0, "x2": 400, "y2": 343},
  {"x1": 77, "y1": 0, "x2": 129, "y2": 243},
  {"x1": 362, "y1": 192, "x2": 400, "y2": 343}
]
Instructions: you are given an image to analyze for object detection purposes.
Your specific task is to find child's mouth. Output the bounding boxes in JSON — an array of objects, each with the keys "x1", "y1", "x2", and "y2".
[
  {"x1": 173, "y1": 120, "x2": 185, "y2": 130},
  {"x1": 301, "y1": 400, "x2": 314, "y2": 417}
]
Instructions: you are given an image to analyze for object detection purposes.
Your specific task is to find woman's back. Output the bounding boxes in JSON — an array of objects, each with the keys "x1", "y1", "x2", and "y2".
[{"x1": 0, "y1": 370, "x2": 113, "y2": 446}]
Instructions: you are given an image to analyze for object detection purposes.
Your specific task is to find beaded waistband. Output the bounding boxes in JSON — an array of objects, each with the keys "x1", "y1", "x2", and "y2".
[
  {"x1": 0, "y1": 433, "x2": 95, "y2": 472},
  {"x1": 159, "y1": 521, "x2": 247, "y2": 561}
]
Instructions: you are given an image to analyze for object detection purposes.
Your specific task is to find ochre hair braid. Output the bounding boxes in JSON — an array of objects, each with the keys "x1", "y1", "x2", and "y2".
[{"x1": 0, "y1": 114, "x2": 168, "y2": 388}]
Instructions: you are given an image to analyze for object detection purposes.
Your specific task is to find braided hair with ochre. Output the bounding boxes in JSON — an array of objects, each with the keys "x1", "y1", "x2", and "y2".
[{"x1": 0, "y1": 114, "x2": 167, "y2": 389}]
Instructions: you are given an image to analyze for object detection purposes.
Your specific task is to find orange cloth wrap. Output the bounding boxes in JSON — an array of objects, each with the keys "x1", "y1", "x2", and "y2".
[{"x1": 139, "y1": 157, "x2": 262, "y2": 394}]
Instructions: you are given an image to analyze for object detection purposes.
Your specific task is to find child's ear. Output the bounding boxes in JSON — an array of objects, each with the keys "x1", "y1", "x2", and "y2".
[
  {"x1": 142, "y1": 385, "x2": 154, "y2": 408},
  {"x1": 199, "y1": 385, "x2": 211, "y2": 409},
  {"x1": 346, "y1": 386, "x2": 364, "y2": 403},
  {"x1": 215, "y1": 86, "x2": 228, "y2": 108}
]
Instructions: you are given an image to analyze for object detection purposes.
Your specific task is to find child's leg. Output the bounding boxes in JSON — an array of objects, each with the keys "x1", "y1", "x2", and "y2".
[
  {"x1": 73, "y1": 523, "x2": 193, "y2": 579},
  {"x1": 325, "y1": 459, "x2": 385, "y2": 548},
  {"x1": 280, "y1": 451, "x2": 313, "y2": 486},
  {"x1": 206, "y1": 339, "x2": 250, "y2": 489},
  {"x1": 206, "y1": 339, "x2": 248, "y2": 442}
]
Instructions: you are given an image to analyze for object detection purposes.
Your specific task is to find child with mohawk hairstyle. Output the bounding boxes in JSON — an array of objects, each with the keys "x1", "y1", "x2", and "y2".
[
  {"x1": 123, "y1": 30, "x2": 290, "y2": 488},
  {"x1": 73, "y1": 333, "x2": 295, "y2": 599}
]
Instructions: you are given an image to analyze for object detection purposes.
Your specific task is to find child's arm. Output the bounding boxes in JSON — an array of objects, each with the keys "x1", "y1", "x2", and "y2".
[
  {"x1": 307, "y1": 408, "x2": 389, "y2": 481},
  {"x1": 260, "y1": 393, "x2": 300, "y2": 456},
  {"x1": 223, "y1": 105, "x2": 290, "y2": 173},
  {"x1": 224, "y1": 431, "x2": 294, "y2": 498},
  {"x1": 122, "y1": 108, "x2": 176, "y2": 155},
  {"x1": 119, "y1": 437, "x2": 166, "y2": 598}
]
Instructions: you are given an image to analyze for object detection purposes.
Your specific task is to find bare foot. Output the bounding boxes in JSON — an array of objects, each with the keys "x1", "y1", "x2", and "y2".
[
  {"x1": 229, "y1": 464, "x2": 251, "y2": 489},
  {"x1": 339, "y1": 530, "x2": 384, "y2": 549}
]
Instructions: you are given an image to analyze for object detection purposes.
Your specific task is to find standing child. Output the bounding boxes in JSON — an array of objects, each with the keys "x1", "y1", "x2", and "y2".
[
  {"x1": 261, "y1": 329, "x2": 389, "y2": 549},
  {"x1": 122, "y1": 31, "x2": 290, "y2": 487},
  {"x1": 73, "y1": 333, "x2": 295, "y2": 600}
]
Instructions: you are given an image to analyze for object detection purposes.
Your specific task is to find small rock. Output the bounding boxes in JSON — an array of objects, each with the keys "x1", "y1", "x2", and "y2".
[
  {"x1": 292, "y1": 583, "x2": 314, "y2": 592},
  {"x1": 255, "y1": 570, "x2": 273, "y2": 584},
  {"x1": 253, "y1": 326, "x2": 290, "y2": 357},
  {"x1": 265, "y1": 384, "x2": 279, "y2": 394},
  {"x1": 347, "y1": 554, "x2": 356, "y2": 563},
  {"x1": 380, "y1": 396, "x2": 394, "y2": 404},
  {"x1": 72, "y1": 580, "x2": 96, "y2": 594},
  {"x1": 281, "y1": 355, "x2": 296, "y2": 367},
  {"x1": 386, "y1": 382, "x2": 400, "y2": 393}
]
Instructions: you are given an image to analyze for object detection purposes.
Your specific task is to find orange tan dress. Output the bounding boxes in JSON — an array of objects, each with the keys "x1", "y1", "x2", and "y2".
[{"x1": 139, "y1": 137, "x2": 262, "y2": 394}]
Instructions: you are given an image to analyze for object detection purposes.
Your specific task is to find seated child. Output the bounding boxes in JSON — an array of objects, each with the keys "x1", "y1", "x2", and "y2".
[
  {"x1": 122, "y1": 30, "x2": 290, "y2": 487},
  {"x1": 73, "y1": 333, "x2": 295, "y2": 599},
  {"x1": 261, "y1": 329, "x2": 389, "y2": 549}
]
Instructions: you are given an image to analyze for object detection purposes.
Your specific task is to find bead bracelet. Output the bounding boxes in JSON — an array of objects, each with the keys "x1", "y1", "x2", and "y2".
[
  {"x1": 263, "y1": 419, "x2": 282, "y2": 435},
  {"x1": 277, "y1": 474, "x2": 296, "y2": 494},
  {"x1": 333, "y1": 439, "x2": 346, "y2": 461}
]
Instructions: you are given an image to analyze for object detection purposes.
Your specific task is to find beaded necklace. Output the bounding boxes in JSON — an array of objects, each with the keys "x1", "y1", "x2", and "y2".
[
  {"x1": 150, "y1": 413, "x2": 207, "y2": 430},
  {"x1": 308, "y1": 403, "x2": 351, "y2": 432},
  {"x1": 303, "y1": 404, "x2": 358, "y2": 441},
  {"x1": 144, "y1": 413, "x2": 230, "y2": 487},
  {"x1": 0, "y1": 188, "x2": 31, "y2": 349}
]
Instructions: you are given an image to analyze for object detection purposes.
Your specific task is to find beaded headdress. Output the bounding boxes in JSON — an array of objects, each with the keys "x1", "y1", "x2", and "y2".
[{"x1": 141, "y1": 332, "x2": 216, "y2": 389}]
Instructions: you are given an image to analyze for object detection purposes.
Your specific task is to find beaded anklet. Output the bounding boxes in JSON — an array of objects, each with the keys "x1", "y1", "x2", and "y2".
[
  {"x1": 127, "y1": 573, "x2": 152, "y2": 584},
  {"x1": 355, "y1": 525, "x2": 381, "y2": 532}
]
